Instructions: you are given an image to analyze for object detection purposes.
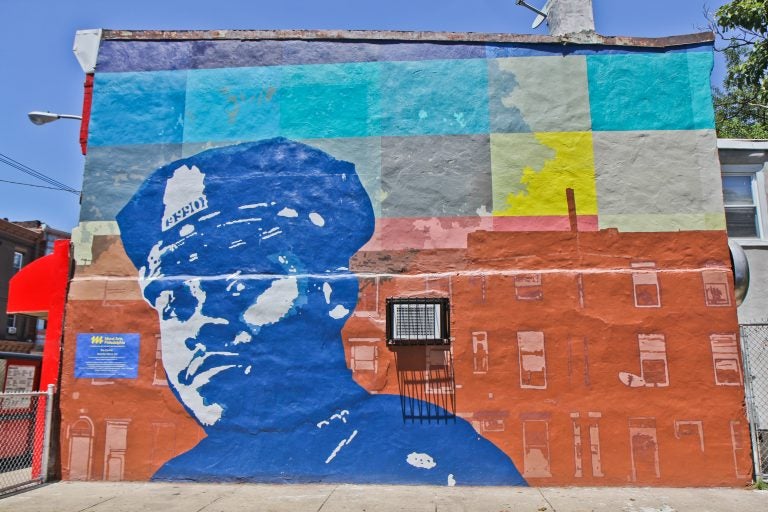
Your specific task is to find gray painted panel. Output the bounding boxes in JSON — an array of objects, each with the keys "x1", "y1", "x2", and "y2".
[
  {"x1": 594, "y1": 130, "x2": 722, "y2": 216},
  {"x1": 381, "y1": 135, "x2": 491, "y2": 217},
  {"x1": 80, "y1": 144, "x2": 183, "y2": 222}
]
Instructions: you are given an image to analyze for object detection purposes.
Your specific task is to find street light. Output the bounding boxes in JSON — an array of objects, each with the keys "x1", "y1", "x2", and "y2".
[{"x1": 27, "y1": 111, "x2": 82, "y2": 126}]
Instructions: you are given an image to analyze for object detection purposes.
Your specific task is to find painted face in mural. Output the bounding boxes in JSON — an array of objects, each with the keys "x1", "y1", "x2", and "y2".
[{"x1": 117, "y1": 138, "x2": 375, "y2": 428}]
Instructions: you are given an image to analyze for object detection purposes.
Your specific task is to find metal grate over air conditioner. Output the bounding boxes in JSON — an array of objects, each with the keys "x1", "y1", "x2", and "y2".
[{"x1": 386, "y1": 298, "x2": 450, "y2": 346}]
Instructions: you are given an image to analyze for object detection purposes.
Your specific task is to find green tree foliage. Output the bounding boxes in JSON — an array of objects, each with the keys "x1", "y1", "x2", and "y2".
[
  {"x1": 713, "y1": 47, "x2": 768, "y2": 138},
  {"x1": 712, "y1": 0, "x2": 768, "y2": 138}
]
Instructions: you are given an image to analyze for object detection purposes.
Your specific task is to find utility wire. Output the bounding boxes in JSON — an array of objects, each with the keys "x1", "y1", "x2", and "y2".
[
  {"x1": 0, "y1": 153, "x2": 75, "y2": 191},
  {"x1": 0, "y1": 152, "x2": 80, "y2": 194},
  {"x1": 0, "y1": 152, "x2": 80, "y2": 193},
  {"x1": 0, "y1": 178, "x2": 79, "y2": 192}
]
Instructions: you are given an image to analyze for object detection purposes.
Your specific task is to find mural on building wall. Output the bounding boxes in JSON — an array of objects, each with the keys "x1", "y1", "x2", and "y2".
[
  {"x1": 114, "y1": 138, "x2": 524, "y2": 484},
  {"x1": 59, "y1": 33, "x2": 752, "y2": 486}
]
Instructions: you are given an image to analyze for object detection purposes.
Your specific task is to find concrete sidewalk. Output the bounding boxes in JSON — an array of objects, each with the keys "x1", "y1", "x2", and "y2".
[{"x1": 1, "y1": 482, "x2": 766, "y2": 512}]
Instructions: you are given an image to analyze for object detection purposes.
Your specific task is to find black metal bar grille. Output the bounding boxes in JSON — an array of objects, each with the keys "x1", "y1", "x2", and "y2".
[
  {"x1": 394, "y1": 348, "x2": 456, "y2": 424},
  {"x1": 386, "y1": 298, "x2": 450, "y2": 346}
]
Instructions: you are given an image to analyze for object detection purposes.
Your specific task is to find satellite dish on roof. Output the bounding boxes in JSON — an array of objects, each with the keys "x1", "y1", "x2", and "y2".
[
  {"x1": 515, "y1": 0, "x2": 550, "y2": 28},
  {"x1": 531, "y1": 0, "x2": 552, "y2": 28}
]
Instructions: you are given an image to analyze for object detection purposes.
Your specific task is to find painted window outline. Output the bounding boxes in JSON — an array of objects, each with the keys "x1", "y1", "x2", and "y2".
[
  {"x1": 354, "y1": 276, "x2": 380, "y2": 318},
  {"x1": 425, "y1": 346, "x2": 455, "y2": 394},
  {"x1": 721, "y1": 164, "x2": 768, "y2": 239},
  {"x1": 472, "y1": 331, "x2": 489, "y2": 374},
  {"x1": 631, "y1": 261, "x2": 661, "y2": 308},
  {"x1": 522, "y1": 416, "x2": 552, "y2": 478},
  {"x1": 709, "y1": 333, "x2": 743, "y2": 386},
  {"x1": 385, "y1": 297, "x2": 450, "y2": 346},
  {"x1": 674, "y1": 420, "x2": 704, "y2": 453},
  {"x1": 619, "y1": 333, "x2": 669, "y2": 388},
  {"x1": 702, "y1": 267, "x2": 732, "y2": 307},
  {"x1": 515, "y1": 273, "x2": 543, "y2": 301},
  {"x1": 628, "y1": 417, "x2": 660, "y2": 481},
  {"x1": 350, "y1": 343, "x2": 378, "y2": 373},
  {"x1": 152, "y1": 334, "x2": 167, "y2": 386},
  {"x1": 517, "y1": 331, "x2": 547, "y2": 390}
]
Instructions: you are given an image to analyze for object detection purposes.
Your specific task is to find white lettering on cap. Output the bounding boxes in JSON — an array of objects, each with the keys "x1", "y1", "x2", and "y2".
[{"x1": 162, "y1": 165, "x2": 209, "y2": 232}]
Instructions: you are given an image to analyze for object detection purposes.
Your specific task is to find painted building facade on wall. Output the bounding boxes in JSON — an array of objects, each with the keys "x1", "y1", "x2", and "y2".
[{"x1": 60, "y1": 28, "x2": 750, "y2": 486}]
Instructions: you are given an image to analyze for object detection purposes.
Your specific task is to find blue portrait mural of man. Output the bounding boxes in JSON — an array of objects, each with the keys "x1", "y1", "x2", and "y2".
[{"x1": 116, "y1": 138, "x2": 526, "y2": 485}]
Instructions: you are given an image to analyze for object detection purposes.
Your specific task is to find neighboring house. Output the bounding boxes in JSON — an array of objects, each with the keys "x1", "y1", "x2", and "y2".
[
  {"x1": 0, "y1": 219, "x2": 69, "y2": 348},
  {"x1": 718, "y1": 139, "x2": 768, "y2": 323},
  {"x1": 718, "y1": 138, "x2": 768, "y2": 476}
]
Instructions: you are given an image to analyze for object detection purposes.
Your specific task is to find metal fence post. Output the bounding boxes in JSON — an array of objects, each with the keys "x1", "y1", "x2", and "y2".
[{"x1": 40, "y1": 384, "x2": 55, "y2": 483}]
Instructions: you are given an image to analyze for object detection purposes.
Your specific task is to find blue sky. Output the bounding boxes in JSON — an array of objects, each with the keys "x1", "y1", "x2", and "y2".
[{"x1": 0, "y1": 0, "x2": 729, "y2": 232}]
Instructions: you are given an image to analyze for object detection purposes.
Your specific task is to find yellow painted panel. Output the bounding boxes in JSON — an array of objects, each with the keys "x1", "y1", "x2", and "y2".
[{"x1": 491, "y1": 132, "x2": 596, "y2": 216}]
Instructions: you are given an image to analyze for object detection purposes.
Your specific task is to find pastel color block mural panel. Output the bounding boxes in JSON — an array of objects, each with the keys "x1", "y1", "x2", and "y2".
[
  {"x1": 279, "y1": 62, "x2": 381, "y2": 139},
  {"x1": 184, "y1": 67, "x2": 281, "y2": 143},
  {"x1": 379, "y1": 59, "x2": 489, "y2": 136},
  {"x1": 489, "y1": 56, "x2": 591, "y2": 133},
  {"x1": 593, "y1": 130, "x2": 726, "y2": 231},
  {"x1": 381, "y1": 135, "x2": 492, "y2": 218},
  {"x1": 302, "y1": 137, "x2": 383, "y2": 217},
  {"x1": 491, "y1": 132, "x2": 596, "y2": 217},
  {"x1": 587, "y1": 51, "x2": 715, "y2": 131},
  {"x1": 80, "y1": 144, "x2": 183, "y2": 222},
  {"x1": 90, "y1": 71, "x2": 187, "y2": 146}
]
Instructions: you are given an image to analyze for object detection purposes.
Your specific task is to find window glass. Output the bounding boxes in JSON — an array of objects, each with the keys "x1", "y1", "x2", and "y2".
[
  {"x1": 722, "y1": 175, "x2": 759, "y2": 237},
  {"x1": 722, "y1": 175, "x2": 754, "y2": 205},
  {"x1": 12, "y1": 252, "x2": 23, "y2": 272}
]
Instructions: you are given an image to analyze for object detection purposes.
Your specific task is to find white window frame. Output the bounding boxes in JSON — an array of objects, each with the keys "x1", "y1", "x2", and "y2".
[{"x1": 721, "y1": 164, "x2": 768, "y2": 244}]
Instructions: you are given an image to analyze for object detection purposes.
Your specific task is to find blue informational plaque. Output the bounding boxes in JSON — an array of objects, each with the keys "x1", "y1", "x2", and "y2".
[{"x1": 74, "y1": 333, "x2": 140, "y2": 379}]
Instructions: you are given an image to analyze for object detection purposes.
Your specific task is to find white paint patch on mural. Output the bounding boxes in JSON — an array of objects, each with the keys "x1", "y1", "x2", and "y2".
[
  {"x1": 325, "y1": 430, "x2": 358, "y2": 463},
  {"x1": 233, "y1": 331, "x2": 252, "y2": 345},
  {"x1": 221, "y1": 217, "x2": 262, "y2": 227},
  {"x1": 329, "y1": 305, "x2": 349, "y2": 319},
  {"x1": 447, "y1": 474, "x2": 456, "y2": 486},
  {"x1": 198, "y1": 211, "x2": 220, "y2": 222},
  {"x1": 243, "y1": 277, "x2": 299, "y2": 328},
  {"x1": 406, "y1": 452, "x2": 436, "y2": 469},
  {"x1": 323, "y1": 282, "x2": 332, "y2": 304},
  {"x1": 277, "y1": 207, "x2": 298, "y2": 218},
  {"x1": 309, "y1": 212, "x2": 325, "y2": 226}
]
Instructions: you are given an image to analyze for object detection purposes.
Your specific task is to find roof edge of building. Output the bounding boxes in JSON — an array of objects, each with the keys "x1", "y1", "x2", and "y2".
[{"x1": 99, "y1": 29, "x2": 714, "y2": 48}]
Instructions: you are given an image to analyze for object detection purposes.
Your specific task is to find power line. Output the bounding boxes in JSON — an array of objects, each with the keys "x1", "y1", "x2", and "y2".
[
  {"x1": 0, "y1": 152, "x2": 79, "y2": 193},
  {"x1": 0, "y1": 152, "x2": 80, "y2": 194},
  {"x1": 0, "y1": 178, "x2": 80, "y2": 193}
]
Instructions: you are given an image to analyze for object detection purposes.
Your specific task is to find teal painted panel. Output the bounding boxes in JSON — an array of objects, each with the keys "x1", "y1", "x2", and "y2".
[
  {"x1": 587, "y1": 51, "x2": 715, "y2": 131},
  {"x1": 279, "y1": 62, "x2": 381, "y2": 139},
  {"x1": 90, "y1": 71, "x2": 187, "y2": 146},
  {"x1": 379, "y1": 59, "x2": 489, "y2": 135},
  {"x1": 184, "y1": 67, "x2": 281, "y2": 143}
]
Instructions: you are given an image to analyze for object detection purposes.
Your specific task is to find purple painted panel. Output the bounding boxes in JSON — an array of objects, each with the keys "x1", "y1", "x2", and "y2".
[{"x1": 98, "y1": 41, "x2": 193, "y2": 72}]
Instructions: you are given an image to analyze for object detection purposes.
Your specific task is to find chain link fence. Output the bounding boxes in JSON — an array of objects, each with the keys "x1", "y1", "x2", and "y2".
[
  {"x1": 0, "y1": 386, "x2": 54, "y2": 496},
  {"x1": 739, "y1": 324, "x2": 768, "y2": 480}
]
